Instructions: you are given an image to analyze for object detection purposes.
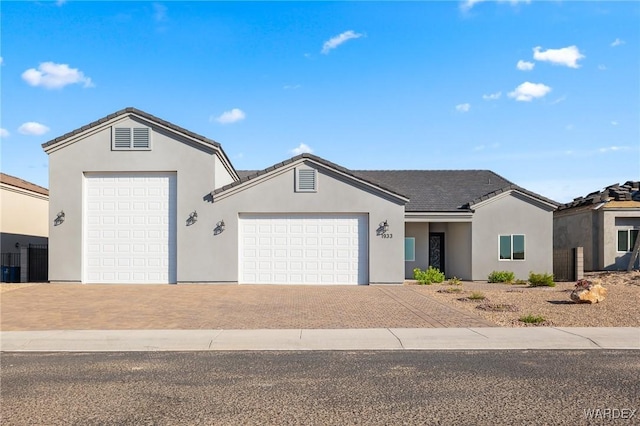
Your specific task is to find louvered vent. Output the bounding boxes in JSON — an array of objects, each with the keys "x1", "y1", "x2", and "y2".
[
  {"x1": 114, "y1": 128, "x2": 132, "y2": 148},
  {"x1": 297, "y1": 169, "x2": 317, "y2": 192},
  {"x1": 133, "y1": 128, "x2": 150, "y2": 148}
]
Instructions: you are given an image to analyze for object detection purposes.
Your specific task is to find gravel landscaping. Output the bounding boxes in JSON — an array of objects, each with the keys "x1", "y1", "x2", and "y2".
[{"x1": 409, "y1": 271, "x2": 640, "y2": 327}]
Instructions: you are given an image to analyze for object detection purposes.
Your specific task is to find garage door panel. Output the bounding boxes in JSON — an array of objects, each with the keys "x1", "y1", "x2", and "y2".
[
  {"x1": 239, "y1": 214, "x2": 368, "y2": 285},
  {"x1": 84, "y1": 173, "x2": 176, "y2": 284}
]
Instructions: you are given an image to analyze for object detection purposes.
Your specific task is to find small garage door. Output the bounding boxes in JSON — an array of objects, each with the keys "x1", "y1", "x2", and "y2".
[
  {"x1": 239, "y1": 214, "x2": 368, "y2": 285},
  {"x1": 84, "y1": 173, "x2": 177, "y2": 284}
]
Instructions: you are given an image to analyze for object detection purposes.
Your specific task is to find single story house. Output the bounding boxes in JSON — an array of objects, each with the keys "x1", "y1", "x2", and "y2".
[
  {"x1": 0, "y1": 173, "x2": 49, "y2": 254},
  {"x1": 554, "y1": 181, "x2": 640, "y2": 271},
  {"x1": 42, "y1": 107, "x2": 558, "y2": 284}
]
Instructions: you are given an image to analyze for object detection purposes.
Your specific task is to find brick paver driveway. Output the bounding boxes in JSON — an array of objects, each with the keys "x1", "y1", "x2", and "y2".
[{"x1": 0, "y1": 284, "x2": 493, "y2": 331}]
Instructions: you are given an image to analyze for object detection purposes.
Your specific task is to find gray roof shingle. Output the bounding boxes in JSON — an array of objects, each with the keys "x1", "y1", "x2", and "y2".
[
  {"x1": 557, "y1": 180, "x2": 640, "y2": 210},
  {"x1": 352, "y1": 170, "x2": 558, "y2": 212}
]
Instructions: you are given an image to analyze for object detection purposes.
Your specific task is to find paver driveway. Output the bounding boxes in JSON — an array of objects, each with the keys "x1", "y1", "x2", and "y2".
[{"x1": 0, "y1": 284, "x2": 493, "y2": 331}]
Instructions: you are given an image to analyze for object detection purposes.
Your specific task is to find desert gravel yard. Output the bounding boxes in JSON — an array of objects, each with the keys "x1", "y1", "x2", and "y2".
[{"x1": 411, "y1": 271, "x2": 640, "y2": 327}]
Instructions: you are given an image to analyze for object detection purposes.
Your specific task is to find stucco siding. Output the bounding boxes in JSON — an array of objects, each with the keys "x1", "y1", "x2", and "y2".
[
  {"x1": 553, "y1": 208, "x2": 596, "y2": 271},
  {"x1": 404, "y1": 222, "x2": 429, "y2": 279},
  {"x1": 47, "y1": 116, "x2": 221, "y2": 282},
  {"x1": 214, "y1": 154, "x2": 235, "y2": 190},
  {"x1": 447, "y1": 222, "x2": 472, "y2": 280},
  {"x1": 0, "y1": 185, "x2": 49, "y2": 253},
  {"x1": 472, "y1": 192, "x2": 554, "y2": 281},
  {"x1": 211, "y1": 161, "x2": 406, "y2": 284},
  {"x1": 602, "y1": 210, "x2": 640, "y2": 270}
]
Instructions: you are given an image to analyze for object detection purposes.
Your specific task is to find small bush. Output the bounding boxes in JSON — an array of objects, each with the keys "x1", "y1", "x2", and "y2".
[
  {"x1": 438, "y1": 287, "x2": 463, "y2": 294},
  {"x1": 447, "y1": 276, "x2": 462, "y2": 286},
  {"x1": 468, "y1": 291, "x2": 486, "y2": 300},
  {"x1": 413, "y1": 267, "x2": 445, "y2": 285},
  {"x1": 488, "y1": 270, "x2": 515, "y2": 283},
  {"x1": 528, "y1": 272, "x2": 555, "y2": 287},
  {"x1": 519, "y1": 314, "x2": 546, "y2": 324}
]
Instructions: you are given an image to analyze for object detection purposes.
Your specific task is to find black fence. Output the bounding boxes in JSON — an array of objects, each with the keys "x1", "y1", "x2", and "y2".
[
  {"x1": 28, "y1": 244, "x2": 48, "y2": 282},
  {"x1": 0, "y1": 245, "x2": 48, "y2": 282}
]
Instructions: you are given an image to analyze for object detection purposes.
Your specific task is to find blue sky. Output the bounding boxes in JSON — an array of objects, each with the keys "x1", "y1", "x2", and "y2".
[{"x1": 1, "y1": 0, "x2": 638, "y2": 203}]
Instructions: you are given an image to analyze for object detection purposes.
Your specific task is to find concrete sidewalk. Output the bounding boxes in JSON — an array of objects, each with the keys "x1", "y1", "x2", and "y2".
[{"x1": 1, "y1": 327, "x2": 638, "y2": 352}]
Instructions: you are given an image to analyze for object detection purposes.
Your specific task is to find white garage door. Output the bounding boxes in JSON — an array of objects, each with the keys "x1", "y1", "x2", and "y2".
[
  {"x1": 239, "y1": 214, "x2": 368, "y2": 285},
  {"x1": 84, "y1": 173, "x2": 177, "y2": 284}
]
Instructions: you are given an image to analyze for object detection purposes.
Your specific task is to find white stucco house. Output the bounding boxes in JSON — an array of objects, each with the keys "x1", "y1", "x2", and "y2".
[{"x1": 42, "y1": 107, "x2": 558, "y2": 284}]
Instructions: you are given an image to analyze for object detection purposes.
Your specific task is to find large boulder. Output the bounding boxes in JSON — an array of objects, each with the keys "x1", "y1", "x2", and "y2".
[{"x1": 570, "y1": 279, "x2": 607, "y2": 304}]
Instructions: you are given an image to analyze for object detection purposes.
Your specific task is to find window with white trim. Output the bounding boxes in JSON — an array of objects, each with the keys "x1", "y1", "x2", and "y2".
[
  {"x1": 295, "y1": 168, "x2": 317, "y2": 192},
  {"x1": 112, "y1": 127, "x2": 151, "y2": 150},
  {"x1": 499, "y1": 234, "x2": 525, "y2": 260},
  {"x1": 617, "y1": 229, "x2": 639, "y2": 252},
  {"x1": 405, "y1": 237, "x2": 415, "y2": 262}
]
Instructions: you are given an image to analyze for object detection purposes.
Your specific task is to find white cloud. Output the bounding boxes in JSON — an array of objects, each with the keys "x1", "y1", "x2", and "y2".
[
  {"x1": 482, "y1": 91, "x2": 501, "y2": 101},
  {"x1": 599, "y1": 146, "x2": 629, "y2": 153},
  {"x1": 455, "y1": 103, "x2": 471, "y2": 112},
  {"x1": 611, "y1": 121, "x2": 619, "y2": 126},
  {"x1": 516, "y1": 60, "x2": 535, "y2": 71},
  {"x1": 461, "y1": 0, "x2": 530, "y2": 12},
  {"x1": 18, "y1": 122, "x2": 50, "y2": 136},
  {"x1": 56, "y1": 0, "x2": 67, "y2": 5},
  {"x1": 0, "y1": 57, "x2": 3, "y2": 66},
  {"x1": 153, "y1": 3, "x2": 168, "y2": 22},
  {"x1": 533, "y1": 45, "x2": 585, "y2": 68},
  {"x1": 508, "y1": 81, "x2": 552, "y2": 102},
  {"x1": 611, "y1": 38, "x2": 625, "y2": 47},
  {"x1": 598, "y1": 64, "x2": 607, "y2": 71},
  {"x1": 321, "y1": 30, "x2": 363, "y2": 54},
  {"x1": 212, "y1": 108, "x2": 246, "y2": 124},
  {"x1": 290, "y1": 143, "x2": 313, "y2": 155},
  {"x1": 283, "y1": 84, "x2": 301, "y2": 90},
  {"x1": 0, "y1": 128, "x2": 9, "y2": 138},
  {"x1": 550, "y1": 95, "x2": 567, "y2": 105},
  {"x1": 22, "y1": 62, "x2": 94, "y2": 89}
]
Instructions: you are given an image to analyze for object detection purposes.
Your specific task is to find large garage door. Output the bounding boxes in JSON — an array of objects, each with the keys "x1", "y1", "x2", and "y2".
[
  {"x1": 239, "y1": 214, "x2": 368, "y2": 285},
  {"x1": 84, "y1": 173, "x2": 177, "y2": 284}
]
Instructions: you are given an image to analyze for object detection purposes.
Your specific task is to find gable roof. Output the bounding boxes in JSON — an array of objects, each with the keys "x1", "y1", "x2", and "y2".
[
  {"x1": 352, "y1": 170, "x2": 557, "y2": 212},
  {"x1": 41, "y1": 107, "x2": 239, "y2": 180},
  {"x1": 558, "y1": 180, "x2": 640, "y2": 211},
  {"x1": 0, "y1": 173, "x2": 49, "y2": 196},
  {"x1": 213, "y1": 153, "x2": 410, "y2": 202}
]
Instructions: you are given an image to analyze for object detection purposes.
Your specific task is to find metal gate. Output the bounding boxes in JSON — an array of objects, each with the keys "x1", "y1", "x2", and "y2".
[
  {"x1": 553, "y1": 248, "x2": 576, "y2": 282},
  {"x1": 28, "y1": 244, "x2": 48, "y2": 282}
]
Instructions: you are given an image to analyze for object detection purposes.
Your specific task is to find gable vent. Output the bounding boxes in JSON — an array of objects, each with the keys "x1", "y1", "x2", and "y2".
[
  {"x1": 112, "y1": 127, "x2": 151, "y2": 150},
  {"x1": 133, "y1": 128, "x2": 150, "y2": 148},
  {"x1": 296, "y1": 168, "x2": 317, "y2": 192},
  {"x1": 114, "y1": 128, "x2": 132, "y2": 148}
]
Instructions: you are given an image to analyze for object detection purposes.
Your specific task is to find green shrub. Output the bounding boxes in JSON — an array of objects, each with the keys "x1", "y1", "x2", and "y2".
[
  {"x1": 519, "y1": 314, "x2": 546, "y2": 324},
  {"x1": 488, "y1": 270, "x2": 515, "y2": 283},
  {"x1": 413, "y1": 266, "x2": 445, "y2": 285},
  {"x1": 528, "y1": 272, "x2": 555, "y2": 287},
  {"x1": 468, "y1": 291, "x2": 486, "y2": 300}
]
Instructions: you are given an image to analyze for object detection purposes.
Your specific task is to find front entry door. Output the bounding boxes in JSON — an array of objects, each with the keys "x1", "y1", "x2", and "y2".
[{"x1": 429, "y1": 233, "x2": 445, "y2": 273}]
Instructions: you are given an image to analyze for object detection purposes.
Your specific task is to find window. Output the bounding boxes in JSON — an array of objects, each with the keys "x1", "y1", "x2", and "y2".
[
  {"x1": 112, "y1": 127, "x2": 151, "y2": 150},
  {"x1": 618, "y1": 229, "x2": 639, "y2": 252},
  {"x1": 499, "y1": 234, "x2": 525, "y2": 260},
  {"x1": 295, "y1": 168, "x2": 317, "y2": 192},
  {"x1": 405, "y1": 237, "x2": 415, "y2": 261}
]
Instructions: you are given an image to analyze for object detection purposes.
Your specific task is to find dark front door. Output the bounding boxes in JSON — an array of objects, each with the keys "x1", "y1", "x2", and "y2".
[{"x1": 429, "y1": 233, "x2": 445, "y2": 273}]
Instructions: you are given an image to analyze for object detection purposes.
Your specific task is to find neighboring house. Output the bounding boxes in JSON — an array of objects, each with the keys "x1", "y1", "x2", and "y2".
[
  {"x1": 554, "y1": 181, "x2": 640, "y2": 271},
  {"x1": 0, "y1": 173, "x2": 49, "y2": 254},
  {"x1": 42, "y1": 107, "x2": 558, "y2": 285}
]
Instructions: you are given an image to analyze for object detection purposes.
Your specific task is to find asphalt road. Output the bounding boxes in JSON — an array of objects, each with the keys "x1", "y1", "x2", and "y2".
[{"x1": 1, "y1": 350, "x2": 638, "y2": 425}]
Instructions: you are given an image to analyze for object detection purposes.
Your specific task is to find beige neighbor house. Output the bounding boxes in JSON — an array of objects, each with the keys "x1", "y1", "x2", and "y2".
[
  {"x1": 0, "y1": 173, "x2": 49, "y2": 253},
  {"x1": 554, "y1": 181, "x2": 640, "y2": 271},
  {"x1": 42, "y1": 107, "x2": 558, "y2": 285}
]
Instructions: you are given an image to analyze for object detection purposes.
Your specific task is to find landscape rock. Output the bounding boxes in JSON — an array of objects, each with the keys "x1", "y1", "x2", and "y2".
[{"x1": 570, "y1": 279, "x2": 607, "y2": 304}]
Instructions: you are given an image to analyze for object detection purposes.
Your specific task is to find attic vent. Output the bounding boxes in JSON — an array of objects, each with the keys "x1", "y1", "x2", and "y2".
[
  {"x1": 112, "y1": 127, "x2": 151, "y2": 150},
  {"x1": 296, "y1": 168, "x2": 317, "y2": 192}
]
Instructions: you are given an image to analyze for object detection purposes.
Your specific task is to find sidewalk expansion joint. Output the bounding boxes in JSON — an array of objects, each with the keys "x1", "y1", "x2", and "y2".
[
  {"x1": 553, "y1": 327, "x2": 602, "y2": 348},
  {"x1": 387, "y1": 328, "x2": 405, "y2": 349},
  {"x1": 468, "y1": 328, "x2": 489, "y2": 339}
]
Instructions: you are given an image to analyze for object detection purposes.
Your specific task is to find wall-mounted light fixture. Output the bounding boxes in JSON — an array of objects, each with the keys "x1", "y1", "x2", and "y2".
[
  {"x1": 54, "y1": 210, "x2": 65, "y2": 226},
  {"x1": 376, "y1": 220, "x2": 389, "y2": 236},
  {"x1": 186, "y1": 210, "x2": 198, "y2": 226},
  {"x1": 214, "y1": 220, "x2": 225, "y2": 235}
]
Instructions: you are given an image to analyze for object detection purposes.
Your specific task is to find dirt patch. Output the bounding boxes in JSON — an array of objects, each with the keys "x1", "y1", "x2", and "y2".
[
  {"x1": 409, "y1": 271, "x2": 640, "y2": 327},
  {"x1": 0, "y1": 284, "x2": 37, "y2": 294}
]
